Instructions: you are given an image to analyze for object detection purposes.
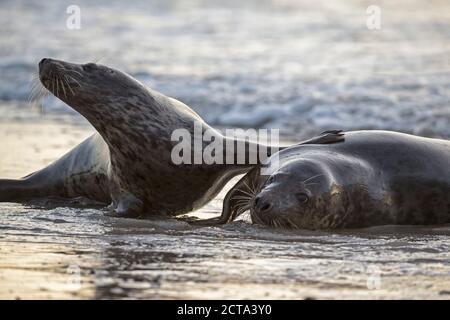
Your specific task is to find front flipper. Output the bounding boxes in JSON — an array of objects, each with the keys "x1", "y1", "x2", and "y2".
[
  {"x1": 105, "y1": 192, "x2": 144, "y2": 218},
  {"x1": 190, "y1": 167, "x2": 260, "y2": 226}
]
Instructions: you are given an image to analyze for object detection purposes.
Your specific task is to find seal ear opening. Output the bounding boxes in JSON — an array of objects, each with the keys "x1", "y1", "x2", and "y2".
[{"x1": 189, "y1": 167, "x2": 261, "y2": 226}]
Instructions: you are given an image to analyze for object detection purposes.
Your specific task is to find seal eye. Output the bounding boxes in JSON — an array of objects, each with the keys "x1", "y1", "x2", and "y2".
[
  {"x1": 297, "y1": 192, "x2": 309, "y2": 204},
  {"x1": 267, "y1": 176, "x2": 275, "y2": 184},
  {"x1": 83, "y1": 63, "x2": 96, "y2": 72}
]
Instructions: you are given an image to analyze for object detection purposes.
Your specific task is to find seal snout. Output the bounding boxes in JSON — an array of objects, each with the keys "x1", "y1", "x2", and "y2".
[
  {"x1": 39, "y1": 58, "x2": 50, "y2": 69},
  {"x1": 38, "y1": 58, "x2": 54, "y2": 82},
  {"x1": 254, "y1": 194, "x2": 273, "y2": 214}
]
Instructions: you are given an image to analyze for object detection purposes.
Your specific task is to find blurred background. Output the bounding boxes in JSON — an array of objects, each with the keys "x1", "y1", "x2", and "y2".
[{"x1": 0, "y1": 0, "x2": 449, "y2": 138}]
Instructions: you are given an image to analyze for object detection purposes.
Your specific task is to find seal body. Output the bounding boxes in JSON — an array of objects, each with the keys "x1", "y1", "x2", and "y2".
[
  {"x1": 212, "y1": 130, "x2": 450, "y2": 229},
  {"x1": 0, "y1": 58, "x2": 271, "y2": 217}
]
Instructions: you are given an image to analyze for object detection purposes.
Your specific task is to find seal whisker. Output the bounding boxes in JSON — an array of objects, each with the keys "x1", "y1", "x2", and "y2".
[
  {"x1": 65, "y1": 69, "x2": 83, "y2": 77},
  {"x1": 29, "y1": 83, "x2": 40, "y2": 97},
  {"x1": 230, "y1": 201, "x2": 250, "y2": 221},
  {"x1": 63, "y1": 75, "x2": 75, "y2": 95},
  {"x1": 233, "y1": 199, "x2": 251, "y2": 206},
  {"x1": 273, "y1": 219, "x2": 280, "y2": 228},
  {"x1": 234, "y1": 200, "x2": 251, "y2": 207},
  {"x1": 303, "y1": 174, "x2": 324, "y2": 184},
  {"x1": 29, "y1": 74, "x2": 49, "y2": 113},
  {"x1": 31, "y1": 83, "x2": 47, "y2": 98},
  {"x1": 59, "y1": 77, "x2": 67, "y2": 98},
  {"x1": 305, "y1": 182, "x2": 320, "y2": 187},
  {"x1": 230, "y1": 195, "x2": 252, "y2": 201},
  {"x1": 250, "y1": 176, "x2": 257, "y2": 191},
  {"x1": 65, "y1": 74, "x2": 82, "y2": 88},
  {"x1": 28, "y1": 78, "x2": 42, "y2": 102},
  {"x1": 234, "y1": 188, "x2": 254, "y2": 198},
  {"x1": 249, "y1": 210, "x2": 263, "y2": 226},
  {"x1": 49, "y1": 71, "x2": 56, "y2": 95},
  {"x1": 286, "y1": 218, "x2": 298, "y2": 229},
  {"x1": 55, "y1": 74, "x2": 60, "y2": 97},
  {"x1": 30, "y1": 76, "x2": 41, "y2": 89},
  {"x1": 242, "y1": 180, "x2": 256, "y2": 195},
  {"x1": 235, "y1": 205, "x2": 250, "y2": 217},
  {"x1": 233, "y1": 201, "x2": 252, "y2": 209},
  {"x1": 277, "y1": 220, "x2": 283, "y2": 228},
  {"x1": 29, "y1": 87, "x2": 46, "y2": 104},
  {"x1": 51, "y1": 73, "x2": 56, "y2": 96}
]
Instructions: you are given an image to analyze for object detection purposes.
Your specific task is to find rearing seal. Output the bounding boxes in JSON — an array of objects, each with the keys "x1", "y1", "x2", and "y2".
[
  {"x1": 204, "y1": 130, "x2": 450, "y2": 229},
  {"x1": 0, "y1": 58, "x2": 276, "y2": 218}
]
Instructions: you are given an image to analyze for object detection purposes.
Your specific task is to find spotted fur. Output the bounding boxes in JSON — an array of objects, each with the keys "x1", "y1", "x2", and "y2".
[{"x1": 0, "y1": 58, "x2": 274, "y2": 218}]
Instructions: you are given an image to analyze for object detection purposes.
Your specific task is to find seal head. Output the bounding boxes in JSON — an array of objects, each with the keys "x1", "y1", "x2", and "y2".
[
  {"x1": 250, "y1": 159, "x2": 341, "y2": 229},
  {"x1": 192, "y1": 130, "x2": 346, "y2": 226}
]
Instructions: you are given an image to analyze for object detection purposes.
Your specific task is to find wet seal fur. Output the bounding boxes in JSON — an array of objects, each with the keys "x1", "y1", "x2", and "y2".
[
  {"x1": 0, "y1": 58, "x2": 275, "y2": 218},
  {"x1": 203, "y1": 130, "x2": 450, "y2": 229}
]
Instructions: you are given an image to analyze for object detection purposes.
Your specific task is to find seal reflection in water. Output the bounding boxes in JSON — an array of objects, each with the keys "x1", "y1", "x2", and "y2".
[
  {"x1": 207, "y1": 130, "x2": 450, "y2": 230},
  {"x1": 0, "y1": 58, "x2": 277, "y2": 218}
]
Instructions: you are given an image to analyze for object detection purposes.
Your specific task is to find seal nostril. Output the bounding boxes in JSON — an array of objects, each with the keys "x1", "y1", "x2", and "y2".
[
  {"x1": 254, "y1": 195, "x2": 272, "y2": 213},
  {"x1": 39, "y1": 58, "x2": 48, "y2": 68},
  {"x1": 260, "y1": 202, "x2": 272, "y2": 212},
  {"x1": 254, "y1": 196, "x2": 261, "y2": 207}
]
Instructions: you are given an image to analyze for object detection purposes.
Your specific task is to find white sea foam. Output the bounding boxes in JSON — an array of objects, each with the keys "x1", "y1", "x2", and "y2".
[{"x1": 0, "y1": 0, "x2": 449, "y2": 138}]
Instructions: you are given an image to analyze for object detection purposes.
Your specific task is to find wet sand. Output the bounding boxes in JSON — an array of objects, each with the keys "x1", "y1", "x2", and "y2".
[{"x1": 0, "y1": 120, "x2": 449, "y2": 299}]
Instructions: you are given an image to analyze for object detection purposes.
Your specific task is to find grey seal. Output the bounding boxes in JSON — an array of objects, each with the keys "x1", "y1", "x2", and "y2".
[
  {"x1": 0, "y1": 58, "x2": 274, "y2": 218},
  {"x1": 203, "y1": 130, "x2": 450, "y2": 229}
]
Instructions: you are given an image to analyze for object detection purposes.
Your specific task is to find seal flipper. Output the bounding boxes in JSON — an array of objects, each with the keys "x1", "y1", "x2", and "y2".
[
  {"x1": 0, "y1": 178, "x2": 38, "y2": 201},
  {"x1": 0, "y1": 134, "x2": 111, "y2": 204},
  {"x1": 297, "y1": 130, "x2": 345, "y2": 145},
  {"x1": 189, "y1": 167, "x2": 260, "y2": 226},
  {"x1": 106, "y1": 192, "x2": 144, "y2": 218}
]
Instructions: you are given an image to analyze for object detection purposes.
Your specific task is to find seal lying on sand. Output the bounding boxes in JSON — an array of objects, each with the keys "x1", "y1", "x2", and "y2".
[
  {"x1": 0, "y1": 58, "x2": 280, "y2": 218},
  {"x1": 203, "y1": 130, "x2": 450, "y2": 229}
]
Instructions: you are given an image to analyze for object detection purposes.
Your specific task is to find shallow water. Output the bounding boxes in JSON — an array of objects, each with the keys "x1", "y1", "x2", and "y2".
[
  {"x1": 1, "y1": 201, "x2": 450, "y2": 299},
  {"x1": 1, "y1": 122, "x2": 450, "y2": 299}
]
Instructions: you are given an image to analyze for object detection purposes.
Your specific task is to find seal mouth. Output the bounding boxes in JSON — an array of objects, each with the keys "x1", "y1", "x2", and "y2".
[
  {"x1": 250, "y1": 197, "x2": 305, "y2": 229},
  {"x1": 250, "y1": 207, "x2": 292, "y2": 229}
]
